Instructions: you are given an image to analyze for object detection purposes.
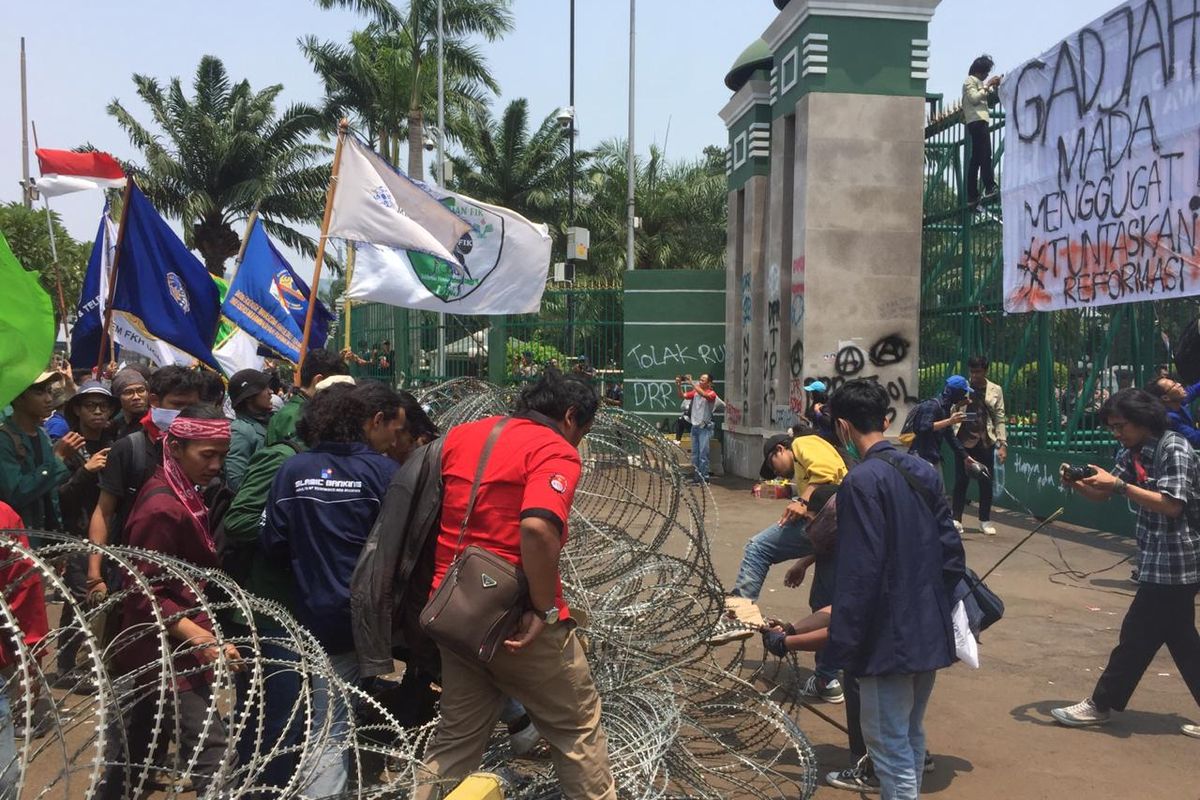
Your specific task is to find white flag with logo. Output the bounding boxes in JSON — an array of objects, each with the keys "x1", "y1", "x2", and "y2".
[
  {"x1": 328, "y1": 136, "x2": 469, "y2": 261},
  {"x1": 348, "y1": 187, "x2": 552, "y2": 314},
  {"x1": 213, "y1": 327, "x2": 266, "y2": 376}
]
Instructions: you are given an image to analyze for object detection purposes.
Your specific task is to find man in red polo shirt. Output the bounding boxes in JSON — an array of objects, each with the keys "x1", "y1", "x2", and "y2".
[{"x1": 417, "y1": 369, "x2": 615, "y2": 800}]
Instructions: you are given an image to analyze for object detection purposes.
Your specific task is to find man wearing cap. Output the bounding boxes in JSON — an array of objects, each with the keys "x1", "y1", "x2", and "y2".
[
  {"x1": 226, "y1": 369, "x2": 274, "y2": 491},
  {"x1": 712, "y1": 424, "x2": 848, "y2": 664},
  {"x1": 0, "y1": 371, "x2": 83, "y2": 537},
  {"x1": 110, "y1": 368, "x2": 150, "y2": 440},
  {"x1": 909, "y1": 376, "x2": 978, "y2": 472},
  {"x1": 803, "y1": 380, "x2": 834, "y2": 438}
]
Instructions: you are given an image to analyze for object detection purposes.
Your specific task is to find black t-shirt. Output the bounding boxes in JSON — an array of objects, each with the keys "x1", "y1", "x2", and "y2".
[
  {"x1": 97, "y1": 430, "x2": 161, "y2": 542},
  {"x1": 59, "y1": 432, "x2": 116, "y2": 538}
]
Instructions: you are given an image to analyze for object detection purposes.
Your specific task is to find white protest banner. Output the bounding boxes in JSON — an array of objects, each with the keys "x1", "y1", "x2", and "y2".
[{"x1": 999, "y1": 0, "x2": 1200, "y2": 313}]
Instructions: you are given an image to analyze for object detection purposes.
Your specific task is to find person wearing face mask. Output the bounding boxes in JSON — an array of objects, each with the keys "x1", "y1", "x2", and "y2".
[
  {"x1": 826, "y1": 379, "x2": 965, "y2": 800},
  {"x1": 98, "y1": 405, "x2": 241, "y2": 800},
  {"x1": 86, "y1": 366, "x2": 205, "y2": 601},
  {"x1": 908, "y1": 376, "x2": 981, "y2": 495},
  {"x1": 259, "y1": 381, "x2": 401, "y2": 797}
]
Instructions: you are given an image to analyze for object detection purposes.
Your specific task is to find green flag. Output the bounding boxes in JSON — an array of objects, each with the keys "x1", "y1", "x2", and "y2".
[{"x1": 0, "y1": 229, "x2": 55, "y2": 409}]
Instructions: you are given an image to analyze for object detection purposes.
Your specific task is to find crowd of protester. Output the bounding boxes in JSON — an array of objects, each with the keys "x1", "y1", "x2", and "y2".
[
  {"x1": 3, "y1": 343, "x2": 1197, "y2": 800},
  {"x1": 0, "y1": 352, "x2": 614, "y2": 799}
]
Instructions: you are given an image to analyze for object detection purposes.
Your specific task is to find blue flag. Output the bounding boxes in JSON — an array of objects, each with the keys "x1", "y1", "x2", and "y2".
[
  {"x1": 69, "y1": 210, "x2": 115, "y2": 370},
  {"x1": 109, "y1": 185, "x2": 220, "y2": 369},
  {"x1": 222, "y1": 219, "x2": 331, "y2": 362}
]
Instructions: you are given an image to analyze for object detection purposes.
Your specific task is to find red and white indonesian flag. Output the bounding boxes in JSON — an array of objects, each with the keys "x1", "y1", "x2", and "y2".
[{"x1": 34, "y1": 149, "x2": 126, "y2": 197}]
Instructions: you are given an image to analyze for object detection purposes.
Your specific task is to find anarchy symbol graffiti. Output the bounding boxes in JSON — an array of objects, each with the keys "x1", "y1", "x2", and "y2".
[{"x1": 835, "y1": 346, "x2": 865, "y2": 376}]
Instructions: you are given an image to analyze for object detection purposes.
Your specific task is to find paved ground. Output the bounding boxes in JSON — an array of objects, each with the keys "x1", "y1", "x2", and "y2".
[{"x1": 702, "y1": 476, "x2": 1200, "y2": 800}]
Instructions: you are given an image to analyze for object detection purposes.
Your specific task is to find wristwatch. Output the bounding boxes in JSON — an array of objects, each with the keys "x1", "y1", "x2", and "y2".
[
  {"x1": 538, "y1": 606, "x2": 560, "y2": 625},
  {"x1": 1113, "y1": 478, "x2": 1128, "y2": 496}
]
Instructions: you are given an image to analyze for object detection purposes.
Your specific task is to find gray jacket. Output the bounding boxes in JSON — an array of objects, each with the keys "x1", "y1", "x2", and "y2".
[{"x1": 349, "y1": 438, "x2": 445, "y2": 678}]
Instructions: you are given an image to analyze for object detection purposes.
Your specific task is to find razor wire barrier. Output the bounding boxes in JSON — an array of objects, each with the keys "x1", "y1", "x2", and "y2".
[{"x1": 0, "y1": 379, "x2": 818, "y2": 799}]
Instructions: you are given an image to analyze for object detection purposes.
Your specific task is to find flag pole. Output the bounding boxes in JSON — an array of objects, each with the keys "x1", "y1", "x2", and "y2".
[
  {"x1": 298, "y1": 119, "x2": 349, "y2": 371},
  {"x1": 30, "y1": 122, "x2": 72, "y2": 352},
  {"x1": 229, "y1": 204, "x2": 261, "y2": 284},
  {"x1": 96, "y1": 179, "x2": 135, "y2": 374},
  {"x1": 342, "y1": 241, "x2": 356, "y2": 352}
]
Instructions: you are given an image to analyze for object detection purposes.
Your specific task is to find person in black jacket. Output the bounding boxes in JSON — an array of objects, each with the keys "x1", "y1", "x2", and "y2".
[{"x1": 826, "y1": 380, "x2": 965, "y2": 800}]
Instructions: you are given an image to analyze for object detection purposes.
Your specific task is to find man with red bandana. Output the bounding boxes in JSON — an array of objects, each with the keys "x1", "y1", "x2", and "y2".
[{"x1": 99, "y1": 405, "x2": 239, "y2": 800}]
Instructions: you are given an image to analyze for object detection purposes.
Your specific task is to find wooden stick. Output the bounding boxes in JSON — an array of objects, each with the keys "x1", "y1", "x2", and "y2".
[
  {"x1": 298, "y1": 119, "x2": 349, "y2": 372},
  {"x1": 342, "y1": 241, "x2": 356, "y2": 352},
  {"x1": 229, "y1": 205, "x2": 260, "y2": 284},
  {"x1": 95, "y1": 179, "x2": 135, "y2": 374}
]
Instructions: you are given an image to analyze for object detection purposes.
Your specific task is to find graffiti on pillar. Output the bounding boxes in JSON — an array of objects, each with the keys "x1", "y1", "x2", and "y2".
[
  {"x1": 806, "y1": 333, "x2": 918, "y2": 424},
  {"x1": 762, "y1": 263, "x2": 781, "y2": 418},
  {"x1": 740, "y1": 274, "x2": 752, "y2": 424},
  {"x1": 788, "y1": 256, "x2": 806, "y2": 417}
]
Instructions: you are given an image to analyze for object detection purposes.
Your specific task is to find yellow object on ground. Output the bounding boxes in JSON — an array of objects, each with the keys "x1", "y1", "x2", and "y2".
[{"x1": 445, "y1": 772, "x2": 505, "y2": 800}]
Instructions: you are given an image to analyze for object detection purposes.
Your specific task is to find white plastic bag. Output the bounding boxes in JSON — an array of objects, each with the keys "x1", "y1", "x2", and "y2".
[{"x1": 952, "y1": 600, "x2": 980, "y2": 669}]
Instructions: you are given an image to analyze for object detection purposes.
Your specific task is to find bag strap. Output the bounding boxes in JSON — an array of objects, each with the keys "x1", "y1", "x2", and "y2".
[
  {"x1": 867, "y1": 449, "x2": 940, "y2": 516},
  {"x1": 1, "y1": 422, "x2": 28, "y2": 464},
  {"x1": 452, "y1": 417, "x2": 511, "y2": 559}
]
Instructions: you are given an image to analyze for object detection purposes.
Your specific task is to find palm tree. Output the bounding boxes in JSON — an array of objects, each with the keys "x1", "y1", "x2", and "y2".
[
  {"x1": 304, "y1": 0, "x2": 512, "y2": 179},
  {"x1": 447, "y1": 99, "x2": 578, "y2": 226},
  {"x1": 579, "y1": 139, "x2": 727, "y2": 277},
  {"x1": 107, "y1": 56, "x2": 329, "y2": 275}
]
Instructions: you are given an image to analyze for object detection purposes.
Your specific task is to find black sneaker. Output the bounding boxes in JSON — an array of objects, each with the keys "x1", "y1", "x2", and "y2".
[{"x1": 825, "y1": 755, "x2": 880, "y2": 794}]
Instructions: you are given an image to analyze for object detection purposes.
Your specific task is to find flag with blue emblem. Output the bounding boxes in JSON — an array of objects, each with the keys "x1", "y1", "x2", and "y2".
[
  {"x1": 222, "y1": 218, "x2": 332, "y2": 363},
  {"x1": 109, "y1": 184, "x2": 220, "y2": 369}
]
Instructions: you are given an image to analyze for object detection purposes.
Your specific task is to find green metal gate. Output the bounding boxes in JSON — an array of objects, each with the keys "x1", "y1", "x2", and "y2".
[
  {"x1": 921, "y1": 98, "x2": 1197, "y2": 533},
  {"x1": 329, "y1": 283, "x2": 623, "y2": 389}
]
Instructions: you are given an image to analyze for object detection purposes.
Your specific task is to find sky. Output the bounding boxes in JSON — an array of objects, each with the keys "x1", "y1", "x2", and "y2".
[{"x1": 2, "y1": 0, "x2": 1121, "y2": 252}]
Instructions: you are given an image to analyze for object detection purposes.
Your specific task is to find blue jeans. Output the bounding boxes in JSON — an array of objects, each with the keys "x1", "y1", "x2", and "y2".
[
  {"x1": 302, "y1": 650, "x2": 361, "y2": 798},
  {"x1": 859, "y1": 671, "x2": 936, "y2": 800},
  {"x1": 691, "y1": 424, "x2": 714, "y2": 479},
  {"x1": 729, "y1": 518, "x2": 811, "y2": 601}
]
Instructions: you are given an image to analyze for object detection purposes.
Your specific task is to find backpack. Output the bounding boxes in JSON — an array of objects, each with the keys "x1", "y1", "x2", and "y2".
[
  {"x1": 213, "y1": 437, "x2": 302, "y2": 587},
  {"x1": 897, "y1": 403, "x2": 924, "y2": 447}
]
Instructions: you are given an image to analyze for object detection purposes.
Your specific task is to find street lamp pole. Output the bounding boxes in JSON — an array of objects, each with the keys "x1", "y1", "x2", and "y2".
[
  {"x1": 436, "y1": 0, "x2": 447, "y2": 379},
  {"x1": 626, "y1": 0, "x2": 636, "y2": 272},
  {"x1": 566, "y1": 0, "x2": 577, "y2": 358}
]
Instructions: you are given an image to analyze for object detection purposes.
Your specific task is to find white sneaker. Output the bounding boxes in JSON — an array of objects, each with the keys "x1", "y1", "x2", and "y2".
[
  {"x1": 509, "y1": 720, "x2": 542, "y2": 756},
  {"x1": 1051, "y1": 698, "x2": 1110, "y2": 727},
  {"x1": 953, "y1": 520, "x2": 964, "y2": 534},
  {"x1": 981, "y1": 522, "x2": 997, "y2": 536},
  {"x1": 1183, "y1": 723, "x2": 1200, "y2": 739}
]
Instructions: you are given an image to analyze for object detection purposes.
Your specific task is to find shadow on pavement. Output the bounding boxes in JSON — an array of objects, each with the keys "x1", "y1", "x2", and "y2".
[{"x1": 922, "y1": 752, "x2": 974, "y2": 793}]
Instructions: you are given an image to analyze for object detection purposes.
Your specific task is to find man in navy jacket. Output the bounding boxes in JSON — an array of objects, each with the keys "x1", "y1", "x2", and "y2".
[{"x1": 826, "y1": 379, "x2": 966, "y2": 800}]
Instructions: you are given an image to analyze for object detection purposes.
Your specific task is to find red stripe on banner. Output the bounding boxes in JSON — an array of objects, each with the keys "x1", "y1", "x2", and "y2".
[{"x1": 35, "y1": 149, "x2": 125, "y2": 180}]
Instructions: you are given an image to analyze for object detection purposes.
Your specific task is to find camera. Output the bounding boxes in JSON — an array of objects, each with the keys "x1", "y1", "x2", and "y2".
[
  {"x1": 556, "y1": 105, "x2": 575, "y2": 130},
  {"x1": 1060, "y1": 464, "x2": 1097, "y2": 482}
]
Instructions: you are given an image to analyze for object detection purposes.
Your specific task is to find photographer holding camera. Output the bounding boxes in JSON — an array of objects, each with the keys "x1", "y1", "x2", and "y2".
[
  {"x1": 952, "y1": 356, "x2": 1007, "y2": 536},
  {"x1": 1050, "y1": 389, "x2": 1200, "y2": 738},
  {"x1": 675, "y1": 373, "x2": 724, "y2": 484}
]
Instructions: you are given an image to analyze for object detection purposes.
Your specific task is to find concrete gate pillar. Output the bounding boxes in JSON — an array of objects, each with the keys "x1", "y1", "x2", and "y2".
[{"x1": 722, "y1": 0, "x2": 940, "y2": 478}]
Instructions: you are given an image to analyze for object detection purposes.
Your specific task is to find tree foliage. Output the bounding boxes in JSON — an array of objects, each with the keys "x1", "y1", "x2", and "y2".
[
  {"x1": 107, "y1": 55, "x2": 329, "y2": 275},
  {"x1": 0, "y1": 202, "x2": 91, "y2": 321},
  {"x1": 304, "y1": 0, "x2": 512, "y2": 179}
]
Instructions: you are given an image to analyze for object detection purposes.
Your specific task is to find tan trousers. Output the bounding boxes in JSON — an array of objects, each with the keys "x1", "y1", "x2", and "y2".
[{"x1": 415, "y1": 623, "x2": 616, "y2": 800}]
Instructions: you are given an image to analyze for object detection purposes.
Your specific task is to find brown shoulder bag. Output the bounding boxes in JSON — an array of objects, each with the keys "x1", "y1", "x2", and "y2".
[{"x1": 420, "y1": 418, "x2": 530, "y2": 662}]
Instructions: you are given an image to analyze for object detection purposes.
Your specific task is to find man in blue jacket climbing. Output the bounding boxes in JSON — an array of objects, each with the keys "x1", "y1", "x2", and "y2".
[{"x1": 825, "y1": 379, "x2": 966, "y2": 800}]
